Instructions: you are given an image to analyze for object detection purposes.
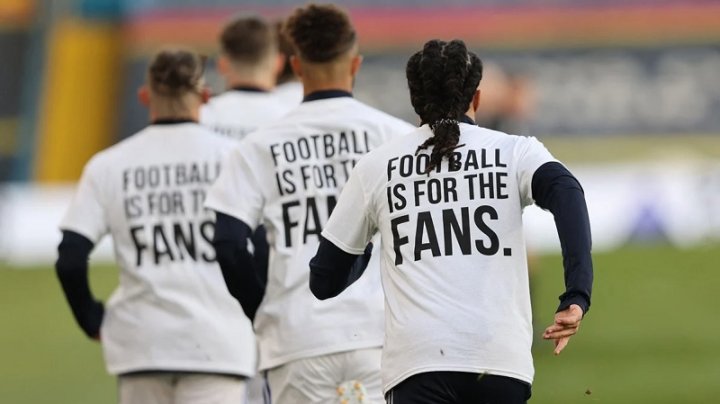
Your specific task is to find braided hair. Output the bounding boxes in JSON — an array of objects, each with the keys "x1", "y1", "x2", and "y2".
[
  {"x1": 148, "y1": 49, "x2": 206, "y2": 98},
  {"x1": 406, "y1": 39, "x2": 483, "y2": 173}
]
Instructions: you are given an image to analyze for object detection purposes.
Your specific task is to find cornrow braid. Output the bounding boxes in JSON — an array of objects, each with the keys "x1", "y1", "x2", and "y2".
[{"x1": 406, "y1": 39, "x2": 483, "y2": 174}]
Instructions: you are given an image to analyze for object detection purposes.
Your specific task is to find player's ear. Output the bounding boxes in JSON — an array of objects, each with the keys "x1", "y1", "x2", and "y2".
[
  {"x1": 217, "y1": 55, "x2": 230, "y2": 77},
  {"x1": 472, "y1": 89, "x2": 481, "y2": 112},
  {"x1": 274, "y1": 54, "x2": 285, "y2": 78},
  {"x1": 199, "y1": 87, "x2": 211, "y2": 104},
  {"x1": 137, "y1": 86, "x2": 150, "y2": 107},
  {"x1": 350, "y1": 54, "x2": 363, "y2": 77},
  {"x1": 290, "y1": 55, "x2": 302, "y2": 78}
]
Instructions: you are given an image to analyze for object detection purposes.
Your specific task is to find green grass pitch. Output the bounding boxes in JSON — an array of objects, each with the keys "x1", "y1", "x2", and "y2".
[{"x1": 1, "y1": 244, "x2": 719, "y2": 403}]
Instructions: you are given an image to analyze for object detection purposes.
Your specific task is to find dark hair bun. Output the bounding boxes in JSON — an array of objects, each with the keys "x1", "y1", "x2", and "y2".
[
  {"x1": 148, "y1": 50, "x2": 205, "y2": 96},
  {"x1": 285, "y1": 4, "x2": 356, "y2": 63}
]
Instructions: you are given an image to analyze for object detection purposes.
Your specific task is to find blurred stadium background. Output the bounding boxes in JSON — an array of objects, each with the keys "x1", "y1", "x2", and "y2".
[{"x1": 1, "y1": 0, "x2": 720, "y2": 403}]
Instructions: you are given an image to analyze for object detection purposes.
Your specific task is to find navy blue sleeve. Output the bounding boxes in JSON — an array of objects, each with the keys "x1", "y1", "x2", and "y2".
[
  {"x1": 309, "y1": 237, "x2": 373, "y2": 300},
  {"x1": 55, "y1": 230, "x2": 104, "y2": 339},
  {"x1": 531, "y1": 162, "x2": 593, "y2": 315},
  {"x1": 250, "y1": 225, "x2": 269, "y2": 287},
  {"x1": 213, "y1": 212, "x2": 267, "y2": 321}
]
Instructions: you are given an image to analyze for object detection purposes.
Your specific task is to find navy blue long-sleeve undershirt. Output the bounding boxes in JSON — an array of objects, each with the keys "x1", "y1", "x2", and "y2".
[
  {"x1": 309, "y1": 241, "x2": 373, "y2": 300},
  {"x1": 309, "y1": 161, "x2": 593, "y2": 315},
  {"x1": 213, "y1": 212, "x2": 371, "y2": 318},
  {"x1": 55, "y1": 230, "x2": 104, "y2": 339},
  {"x1": 55, "y1": 214, "x2": 271, "y2": 333},
  {"x1": 213, "y1": 212, "x2": 268, "y2": 321},
  {"x1": 531, "y1": 161, "x2": 593, "y2": 314}
]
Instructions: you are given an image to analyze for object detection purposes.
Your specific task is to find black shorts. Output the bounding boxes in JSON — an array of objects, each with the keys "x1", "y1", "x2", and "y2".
[{"x1": 386, "y1": 371, "x2": 531, "y2": 404}]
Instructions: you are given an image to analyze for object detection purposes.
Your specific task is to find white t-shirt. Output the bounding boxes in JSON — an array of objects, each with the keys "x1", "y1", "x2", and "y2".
[
  {"x1": 200, "y1": 89, "x2": 294, "y2": 140},
  {"x1": 205, "y1": 96, "x2": 415, "y2": 370},
  {"x1": 322, "y1": 123, "x2": 557, "y2": 393},
  {"x1": 60, "y1": 123, "x2": 256, "y2": 376},
  {"x1": 273, "y1": 81, "x2": 304, "y2": 112}
]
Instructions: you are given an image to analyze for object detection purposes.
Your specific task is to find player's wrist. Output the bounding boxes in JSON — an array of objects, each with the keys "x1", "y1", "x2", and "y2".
[
  {"x1": 80, "y1": 300, "x2": 105, "y2": 338},
  {"x1": 556, "y1": 294, "x2": 589, "y2": 317}
]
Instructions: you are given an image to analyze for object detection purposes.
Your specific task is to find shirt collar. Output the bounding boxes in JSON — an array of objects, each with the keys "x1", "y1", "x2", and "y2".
[
  {"x1": 151, "y1": 118, "x2": 196, "y2": 125},
  {"x1": 460, "y1": 115, "x2": 476, "y2": 125},
  {"x1": 231, "y1": 85, "x2": 267, "y2": 93},
  {"x1": 302, "y1": 89, "x2": 353, "y2": 103}
]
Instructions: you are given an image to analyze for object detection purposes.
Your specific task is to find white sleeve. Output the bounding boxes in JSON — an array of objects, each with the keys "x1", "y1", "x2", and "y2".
[
  {"x1": 321, "y1": 166, "x2": 376, "y2": 255},
  {"x1": 516, "y1": 136, "x2": 557, "y2": 207},
  {"x1": 205, "y1": 146, "x2": 265, "y2": 229},
  {"x1": 59, "y1": 157, "x2": 109, "y2": 243}
]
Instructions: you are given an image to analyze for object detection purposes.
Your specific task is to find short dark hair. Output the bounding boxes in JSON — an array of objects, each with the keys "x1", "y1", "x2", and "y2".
[
  {"x1": 407, "y1": 39, "x2": 483, "y2": 173},
  {"x1": 284, "y1": 4, "x2": 357, "y2": 63},
  {"x1": 147, "y1": 49, "x2": 206, "y2": 97},
  {"x1": 274, "y1": 19, "x2": 296, "y2": 84},
  {"x1": 220, "y1": 15, "x2": 277, "y2": 65}
]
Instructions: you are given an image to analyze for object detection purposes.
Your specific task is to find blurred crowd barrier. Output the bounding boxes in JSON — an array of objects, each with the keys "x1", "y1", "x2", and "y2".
[{"x1": 3, "y1": 159, "x2": 720, "y2": 265}]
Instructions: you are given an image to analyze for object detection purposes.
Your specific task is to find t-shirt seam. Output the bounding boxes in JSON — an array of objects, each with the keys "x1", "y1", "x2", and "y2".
[
  {"x1": 320, "y1": 230, "x2": 367, "y2": 255},
  {"x1": 356, "y1": 167, "x2": 377, "y2": 233}
]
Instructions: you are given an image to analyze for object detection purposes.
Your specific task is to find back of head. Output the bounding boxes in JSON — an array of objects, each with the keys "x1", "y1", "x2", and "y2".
[
  {"x1": 284, "y1": 3, "x2": 357, "y2": 63},
  {"x1": 406, "y1": 39, "x2": 483, "y2": 173},
  {"x1": 148, "y1": 49, "x2": 205, "y2": 98},
  {"x1": 220, "y1": 15, "x2": 277, "y2": 67},
  {"x1": 275, "y1": 19, "x2": 297, "y2": 84}
]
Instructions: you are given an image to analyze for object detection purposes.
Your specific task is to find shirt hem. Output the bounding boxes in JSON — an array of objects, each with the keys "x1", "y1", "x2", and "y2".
[
  {"x1": 259, "y1": 338, "x2": 383, "y2": 371},
  {"x1": 383, "y1": 365, "x2": 533, "y2": 395},
  {"x1": 59, "y1": 224, "x2": 101, "y2": 245},
  {"x1": 320, "y1": 230, "x2": 367, "y2": 255},
  {"x1": 204, "y1": 200, "x2": 259, "y2": 230},
  {"x1": 106, "y1": 362, "x2": 255, "y2": 378}
]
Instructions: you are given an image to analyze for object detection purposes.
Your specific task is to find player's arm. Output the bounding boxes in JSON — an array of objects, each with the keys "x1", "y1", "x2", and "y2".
[
  {"x1": 206, "y1": 145, "x2": 269, "y2": 320},
  {"x1": 55, "y1": 230, "x2": 103, "y2": 340},
  {"x1": 532, "y1": 161, "x2": 593, "y2": 314},
  {"x1": 213, "y1": 212, "x2": 266, "y2": 321},
  {"x1": 56, "y1": 156, "x2": 108, "y2": 340},
  {"x1": 250, "y1": 225, "x2": 269, "y2": 286},
  {"x1": 310, "y1": 162, "x2": 376, "y2": 300},
  {"x1": 531, "y1": 161, "x2": 593, "y2": 353},
  {"x1": 309, "y1": 239, "x2": 373, "y2": 300}
]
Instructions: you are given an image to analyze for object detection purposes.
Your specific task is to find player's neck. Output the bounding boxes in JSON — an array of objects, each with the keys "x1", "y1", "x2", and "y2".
[
  {"x1": 226, "y1": 78, "x2": 274, "y2": 92},
  {"x1": 149, "y1": 109, "x2": 199, "y2": 124},
  {"x1": 224, "y1": 71, "x2": 275, "y2": 91},
  {"x1": 298, "y1": 57, "x2": 355, "y2": 95},
  {"x1": 301, "y1": 78, "x2": 353, "y2": 97},
  {"x1": 148, "y1": 93, "x2": 201, "y2": 123}
]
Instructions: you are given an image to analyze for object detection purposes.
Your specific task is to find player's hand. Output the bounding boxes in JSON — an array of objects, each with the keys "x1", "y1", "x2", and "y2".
[
  {"x1": 82, "y1": 300, "x2": 104, "y2": 341},
  {"x1": 543, "y1": 304, "x2": 583, "y2": 355}
]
